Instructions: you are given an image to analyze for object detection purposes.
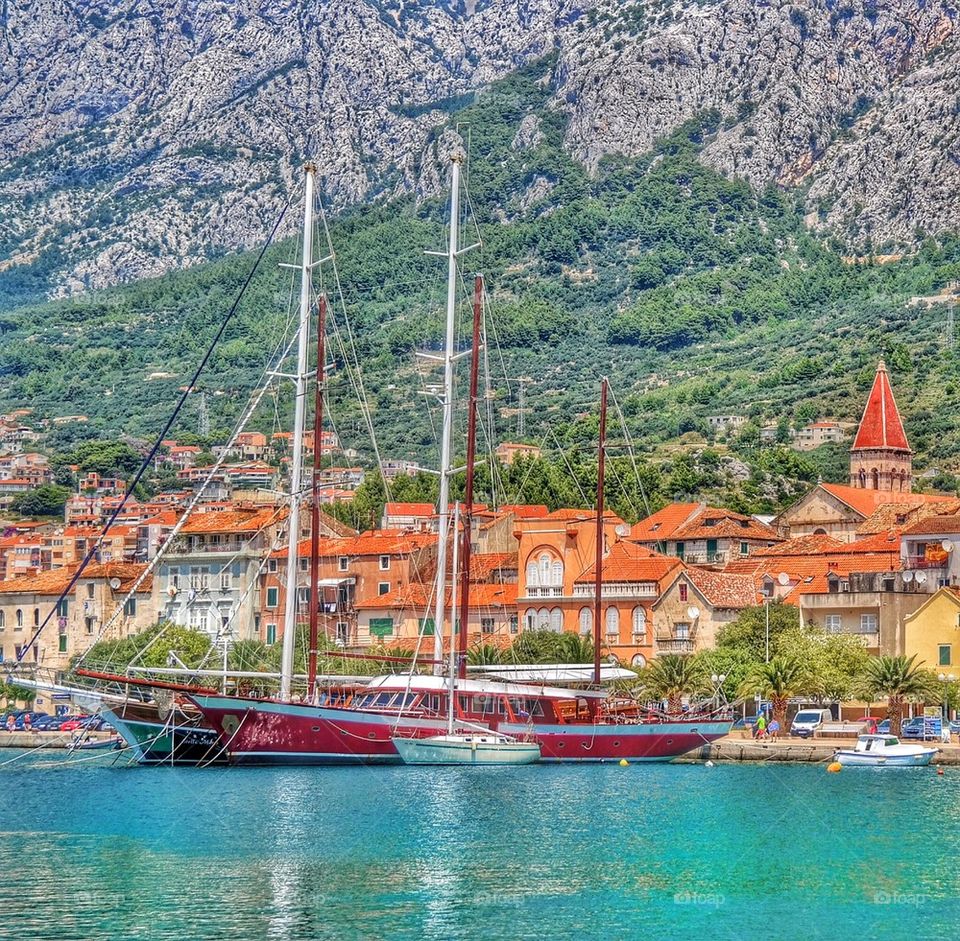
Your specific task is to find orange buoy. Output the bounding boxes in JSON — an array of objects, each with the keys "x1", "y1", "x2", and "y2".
[{"x1": 827, "y1": 762, "x2": 842, "y2": 773}]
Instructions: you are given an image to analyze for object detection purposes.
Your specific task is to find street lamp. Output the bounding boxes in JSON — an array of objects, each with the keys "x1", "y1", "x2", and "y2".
[
  {"x1": 711, "y1": 672, "x2": 727, "y2": 712},
  {"x1": 764, "y1": 598, "x2": 770, "y2": 663}
]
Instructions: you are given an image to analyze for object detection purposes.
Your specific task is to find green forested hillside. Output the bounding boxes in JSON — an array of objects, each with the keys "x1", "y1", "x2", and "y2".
[{"x1": 4, "y1": 56, "x2": 960, "y2": 514}]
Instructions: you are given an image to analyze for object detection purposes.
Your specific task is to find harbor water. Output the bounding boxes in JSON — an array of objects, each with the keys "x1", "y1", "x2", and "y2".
[{"x1": 2, "y1": 754, "x2": 959, "y2": 939}]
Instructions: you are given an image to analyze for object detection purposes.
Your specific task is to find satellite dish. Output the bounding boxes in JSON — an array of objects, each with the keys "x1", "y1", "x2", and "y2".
[
  {"x1": 915, "y1": 571, "x2": 928, "y2": 584},
  {"x1": 109, "y1": 578, "x2": 121, "y2": 590},
  {"x1": 687, "y1": 605, "x2": 701, "y2": 620},
  {"x1": 777, "y1": 572, "x2": 790, "y2": 586},
  {"x1": 902, "y1": 571, "x2": 915, "y2": 583},
  {"x1": 166, "y1": 585, "x2": 178, "y2": 597},
  {"x1": 615, "y1": 523, "x2": 630, "y2": 537},
  {"x1": 943, "y1": 540, "x2": 954, "y2": 552}
]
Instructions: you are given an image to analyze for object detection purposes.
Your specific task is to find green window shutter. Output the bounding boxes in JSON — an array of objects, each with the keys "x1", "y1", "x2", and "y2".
[
  {"x1": 370, "y1": 618, "x2": 394, "y2": 639},
  {"x1": 58, "y1": 635, "x2": 67, "y2": 653},
  {"x1": 266, "y1": 624, "x2": 277, "y2": 644},
  {"x1": 418, "y1": 618, "x2": 435, "y2": 637},
  {"x1": 939, "y1": 644, "x2": 951, "y2": 666},
  {"x1": 267, "y1": 587, "x2": 278, "y2": 608}
]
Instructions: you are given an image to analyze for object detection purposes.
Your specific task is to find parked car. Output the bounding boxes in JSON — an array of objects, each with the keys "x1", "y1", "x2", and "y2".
[
  {"x1": 877, "y1": 720, "x2": 891, "y2": 734},
  {"x1": 791, "y1": 708, "x2": 833, "y2": 738},
  {"x1": 901, "y1": 717, "x2": 942, "y2": 740}
]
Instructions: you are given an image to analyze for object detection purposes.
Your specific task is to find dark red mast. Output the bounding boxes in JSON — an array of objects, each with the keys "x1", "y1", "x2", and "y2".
[
  {"x1": 457, "y1": 274, "x2": 483, "y2": 680},
  {"x1": 593, "y1": 378, "x2": 608, "y2": 687},
  {"x1": 307, "y1": 294, "x2": 328, "y2": 700}
]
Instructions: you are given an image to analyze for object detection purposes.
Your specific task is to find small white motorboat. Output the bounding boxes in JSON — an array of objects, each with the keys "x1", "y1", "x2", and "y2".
[
  {"x1": 392, "y1": 733, "x2": 541, "y2": 766},
  {"x1": 834, "y1": 734, "x2": 938, "y2": 767}
]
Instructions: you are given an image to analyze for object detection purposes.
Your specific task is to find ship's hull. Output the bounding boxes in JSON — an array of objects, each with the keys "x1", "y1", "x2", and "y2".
[
  {"x1": 190, "y1": 695, "x2": 731, "y2": 765},
  {"x1": 103, "y1": 704, "x2": 225, "y2": 766}
]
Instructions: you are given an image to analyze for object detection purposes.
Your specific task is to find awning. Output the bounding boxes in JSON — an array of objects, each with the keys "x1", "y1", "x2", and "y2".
[{"x1": 317, "y1": 577, "x2": 355, "y2": 586}]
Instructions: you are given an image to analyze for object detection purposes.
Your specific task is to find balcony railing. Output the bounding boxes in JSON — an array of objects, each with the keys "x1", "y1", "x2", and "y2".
[
  {"x1": 681, "y1": 551, "x2": 726, "y2": 565},
  {"x1": 906, "y1": 556, "x2": 947, "y2": 570},
  {"x1": 524, "y1": 586, "x2": 563, "y2": 598},
  {"x1": 572, "y1": 583, "x2": 657, "y2": 599},
  {"x1": 656, "y1": 637, "x2": 695, "y2": 653}
]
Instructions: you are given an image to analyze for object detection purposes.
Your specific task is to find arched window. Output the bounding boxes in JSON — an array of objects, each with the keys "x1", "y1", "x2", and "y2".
[
  {"x1": 15, "y1": 609, "x2": 23, "y2": 628},
  {"x1": 537, "y1": 608, "x2": 551, "y2": 629},
  {"x1": 525, "y1": 608, "x2": 537, "y2": 630},
  {"x1": 632, "y1": 607, "x2": 647, "y2": 639},
  {"x1": 550, "y1": 608, "x2": 563, "y2": 632},
  {"x1": 858, "y1": 468, "x2": 866, "y2": 487},
  {"x1": 539, "y1": 554, "x2": 552, "y2": 586},
  {"x1": 631, "y1": 653, "x2": 647, "y2": 669},
  {"x1": 813, "y1": 528, "x2": 827, "y2": 536},
  {"x1": 605, "y1": 607, "x2": 620, "y2": 638},
  {"x1": 579, "y1": 607, "x2": 592, "y2": 635},
  {"x1": 551, "y1": 560, "x2": 563, "y2": 587},
  {"x1": 526, "y1": 562, "x2": 538, "y2": 589}
]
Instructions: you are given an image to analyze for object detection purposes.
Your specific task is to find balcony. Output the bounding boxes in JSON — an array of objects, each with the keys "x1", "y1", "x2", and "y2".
[
  {"x1": 572, "y1": 583, "x2": 657, "y2": 599},
  {"x1": 656, "y1": 637, "x2": 695, "y2": 654},
  {"x1": 523, "y1": 586, "x2": 563, "y2": 599},
  {"x1": 906, "y1": 556, "x2": 947, "y2": 570},
  {"x1": 682, "y1": 551, "x2": 726, "y2": 565}
]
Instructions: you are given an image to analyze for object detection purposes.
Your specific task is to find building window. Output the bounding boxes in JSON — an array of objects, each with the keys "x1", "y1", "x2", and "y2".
[
  {"x1": 579, "y1": 607, "x2": 592, "y2": 635},
  {"x1": 87, "y1": 583, "x2": 95, "y2": 599},
  {"x1": 825, "y1": 614, "x2": 842, "y2": 633},
  {"x1": 266, "y1": 623, "x2": 277, "y2": 644},
  {"x1": 379, "y1": 555, "x2": 390, "y2": 571},
  {"x1": 85, "y1": 617, "x2": 95, "y2": 635},
  {"x1": 605, "y1": 607, "x2": 620, "y2": 638},
  {"x1": 336, "y1": 622, "x2": 349, "y2": 644},
  {"x1": 378, "y1": 582, "x2": 390, "y2": 596},
  {"x1": 509, "y1": 614, "x2": 518, "y2": 634},
  {"x1": 15, "y1": 609, "x2": 22, "y2": 628},
  {"x1": 525, "y1": 608, "x2": 536, "y2": 630},
  {"x1": 338, "y1": 557, "x2": 349, "y2": 572},
  {"x1": 860, "y1": 614, "x2": 878, "y2": 633},
  {"x1": 0, "y1": 611, "x2": 4, "y2": 629},
  {"x1": 740, "y1": 542, "x2": 749, "y2": 556},
  {"x1": 124, "y1": 598, "x2": 137, "y2": 617},
  {"x1": 199, "y1": 613, "x2": 208, "y2": 633},
  {"x1": 481, "y1": 617, "x2": 495, "y2": 634},
  {"x1": 56, "y1": 599, "x2": 68, "y2": 618},
  {"x1": 679, "y1": 583, "x2": 688, "y2": 602},
  {"x1": 266, "y1": 587, "x2": 279, "y2": 608},
  {"x1": 59, "y1": 635, "x2": 67, "y2": 653},
  {"x1": 300, "y1": 559, "x2": 308, "y2": 571},
  {"x1": 220, "y1": 572, "x2": 232, "y2": 591},
  {"x1": 674, "y1": 622, "x2": 690, "y2": 640},
  {"x1": 536, "y1": 608, "x2": 550, "y2": 629},
  {"x1": 33, "y1": 608, "x2": 39, "y2": 627},
  {"x1": 675, "y1": 542, "x2": 685, "y2": 560},
  {"x1": 940, "y1": 644, "x2": 952, "y2": 667},
  {"x1": 632, "y1": 607, "x2": 647, "y2": 639},
  {"x1": 268, "y1": 559, "x2": 278, "y2": 573},
  {"x1": 550, "y1": 608, "x2": 563, "y2": 632},
  {"x1": 170, "y1": 568, "x2": 181, "y2": 589},
  {"x1": 297, "y1": 587, "x2": 310, "y2": 607}
]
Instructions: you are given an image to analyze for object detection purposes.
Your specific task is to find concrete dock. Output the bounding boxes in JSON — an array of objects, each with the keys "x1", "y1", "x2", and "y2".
[{"x1": 0, "y1": 731, "x2": 116, "y2": 749}]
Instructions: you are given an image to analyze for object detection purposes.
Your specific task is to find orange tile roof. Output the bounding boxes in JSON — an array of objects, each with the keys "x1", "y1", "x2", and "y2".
[
  {"x1": 852, "y1": 360, "x2": 911, "y2": 452},
  {"x1": 752, "y1": 534, "x2": 843, "y2": 556},
  {"x1": 819, "y1": 483, "x2": 949, "y2": 517},
  {"x1": 0, "y1": 570, "x2": 75, "y2": 595},
  {"x1": 576, "y1": 541, "x2": 683, "y2": 585},
  {"x1": 499, "y1": 504, "x2": 550, "y2": 519},
  {"x1": 180, "y1": 507, "x2": 283, "y2": 535},
  {"x1": 683, "y1": 569, "x2": 760, "y2": 608},
  {"x1": 631, "y1": 503, "x2": 701, "y2": 541},
  {"x1": 274, "y1": 529, "x2": 436, "y2": 560},
  {"x1": 83, "y1": 562, "x2": 153, "y2": 592},
  {"x1": 840, "y1": 531, "x2": 902, "y2": 553},
  {"x1": 903, "y1": 512, "x2": 960, "y2": 536}
]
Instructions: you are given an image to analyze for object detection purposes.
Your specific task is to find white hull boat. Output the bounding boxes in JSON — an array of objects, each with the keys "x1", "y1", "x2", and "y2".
[
  {"x1": 392, "y1": 733, "x2": 541, "y2": 766},
  {"x1": 834, "y1": 734, "x2": 937, "y2": 767}
]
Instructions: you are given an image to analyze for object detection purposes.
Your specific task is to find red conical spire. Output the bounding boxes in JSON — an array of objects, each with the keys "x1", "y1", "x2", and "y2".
[{"x1": 851, "y1": 360, "x2": 911, "y2": 452}]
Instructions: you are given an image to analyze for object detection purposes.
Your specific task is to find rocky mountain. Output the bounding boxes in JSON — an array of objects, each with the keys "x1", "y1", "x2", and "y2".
[{"x1": 3, "y1": 0, "x2": 960, "y2": 302}]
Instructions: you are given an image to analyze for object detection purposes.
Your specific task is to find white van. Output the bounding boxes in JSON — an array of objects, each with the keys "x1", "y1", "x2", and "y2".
[{"x1": 791, "y1": 708, "x2": 833, "y2": 738}]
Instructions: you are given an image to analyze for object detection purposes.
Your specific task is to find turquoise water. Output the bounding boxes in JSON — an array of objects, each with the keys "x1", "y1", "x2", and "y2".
[{"x1": 2, "y1": 754, "x2": 959, "y2": 940}]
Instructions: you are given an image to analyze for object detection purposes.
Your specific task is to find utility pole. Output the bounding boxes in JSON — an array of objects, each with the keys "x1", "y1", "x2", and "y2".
[{"x1": 507, "y1": 376, "x2": 533, "y2": 437}]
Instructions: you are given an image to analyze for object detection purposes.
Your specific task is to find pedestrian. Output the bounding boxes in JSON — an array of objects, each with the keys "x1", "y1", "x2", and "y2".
[
  {"x1": 768, "y1": 718, "x2": 780, "y2": 741},
  {"x1": 753, "y1": 713, "x2": 767, "y2": 740}
]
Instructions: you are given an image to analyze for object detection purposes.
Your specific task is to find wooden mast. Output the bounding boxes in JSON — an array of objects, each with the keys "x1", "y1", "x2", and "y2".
[
  {"x1": 307, "y1": 294, "x2": 328, "y2": 700},
  {"x1": 457, "y1": 274, "x2": 483, "y2": 680},
  {"x1": 593, "y1": 378, "x2": 608, "y2": 688}
]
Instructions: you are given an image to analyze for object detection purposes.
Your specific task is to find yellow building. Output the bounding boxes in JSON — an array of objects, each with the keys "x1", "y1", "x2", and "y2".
[{"x1": 902, "y1": 587, "x2": 960, "y2": 673}]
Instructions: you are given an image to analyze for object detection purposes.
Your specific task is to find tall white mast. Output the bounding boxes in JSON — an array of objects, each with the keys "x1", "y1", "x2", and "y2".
[
  {"x1": 431, "y1": 154, "x2": 462, "y2": 669},
  {"x1": 280, "y1": 162, "x2": 316, "y2": 701},
  {"x1": 447, "y1": 502, "x2": 461, "y2": 734}
]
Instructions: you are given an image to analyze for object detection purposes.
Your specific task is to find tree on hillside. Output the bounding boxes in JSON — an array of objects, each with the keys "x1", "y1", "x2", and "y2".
[
  {"x1": 70, "y1": 440, "x2": 142, "y2": 477},
  {"x1": 11, "y1": 484, "x2": 71, "y2": 517},
  {"x1": 740, "y1": 655, "x2": 818, "y2": 730},
  {"x1": 855, "y1": 655, "x2": 940, "y2": 736}
]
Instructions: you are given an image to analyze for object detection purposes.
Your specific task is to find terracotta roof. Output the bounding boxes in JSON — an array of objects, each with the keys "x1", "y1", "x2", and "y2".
[
  {"x1": 631, "y1": 503, "x2": 701, "y2": 541},
  {"x1": 499, "y1": 504, "x2": 550, "y2": 519},
  {"x1": 673, "y1": 512, "x2": 779, "y2": 542},
  {"x1": 777, "y1": 554, "x2": 903, "y2": 600},
  {"x1": 819, "y1": 483, "x2": 948, "y2": 517},
  {"x1": 683, "y1": 569, "x2": 759, "y2": 608},
  {"x1": 180, "y1": 507, "x2": 283, "y2": 535},
  {"x1": 467, "y1": 552, "x2": 517, "y2": 580},
  {"x1": 752, "y1": 534, "x2": 843, "y2": 556},
  {"x1": 852, "y1": 360, "x2": 911, "y2": 452},
  {"x1": 855, "y1": 500, "x2": 960, "y2": 534},
  {"x1": 274, "y1": 529, "x2": 436, "y2": 560},
  {"x1": 575, "y1": 541, "x2": 683, "y2": 585},
  {"x1": 355, "y1": 582, "x2": 518, "y2": 611},
  {"x1": 840, "y1": 531, "x2": 902, "y2": 552},
  {"x1": 0, "y1": 570, "x2": 75, "y2": 595},
  {"x1": 902, "y1": 512, "x2": 960, "y2": 536},
  {"x1": 82, "y1": 562, "x2": 153, "y2": 592}
]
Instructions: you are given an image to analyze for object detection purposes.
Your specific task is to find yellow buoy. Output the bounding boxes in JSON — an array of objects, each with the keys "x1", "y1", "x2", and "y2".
[
  {"x1": 619, "y1": 758, "x2": 629, "y2": 767},
  {"x1": 827, "y1": 761, "x2": 842, "y2": 773}
]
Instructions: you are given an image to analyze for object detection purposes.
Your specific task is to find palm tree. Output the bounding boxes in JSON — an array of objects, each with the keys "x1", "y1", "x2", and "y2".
[
  {"x1": 636, "y1": 654, "x2": 709, "y2": 714},
  {"x1": 740, "y1": 655, "x2": 817, "y2": 730},
  {"x1": 467, "y1": 644, "x2": 502, "y2": 666},
  {"x1": 856, "y1": 655, "x2": 940, "y2": 736}
]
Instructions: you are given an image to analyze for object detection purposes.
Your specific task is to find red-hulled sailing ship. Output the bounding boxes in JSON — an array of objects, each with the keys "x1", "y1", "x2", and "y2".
[{"x1": 187, "y1": 156, "x2": 732, "y2": 764}]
